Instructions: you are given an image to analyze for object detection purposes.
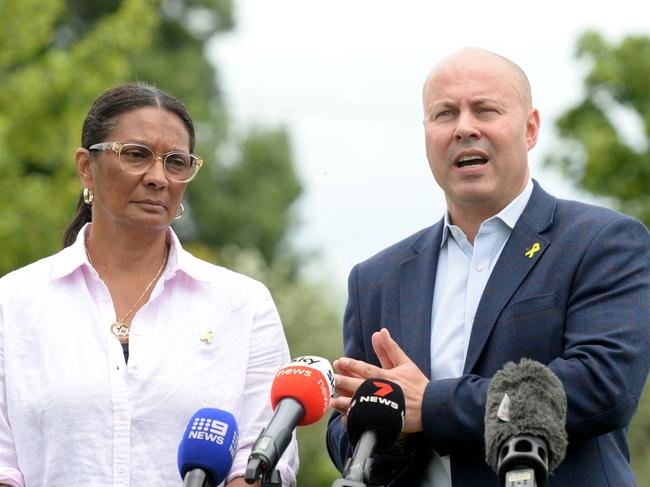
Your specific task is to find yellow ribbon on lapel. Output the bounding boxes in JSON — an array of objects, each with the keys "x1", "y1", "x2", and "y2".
[{"x1": 525, "y1": 242, "x2": 541, "y2": 259}]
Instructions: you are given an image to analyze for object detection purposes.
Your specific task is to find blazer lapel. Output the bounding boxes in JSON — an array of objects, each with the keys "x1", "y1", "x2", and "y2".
[
  {"x1": 399, "y1": 222, "x2": 443, "y2": 378},
  {"x1": 463, "y1": 181, "x2": 557, "y2": 374}
]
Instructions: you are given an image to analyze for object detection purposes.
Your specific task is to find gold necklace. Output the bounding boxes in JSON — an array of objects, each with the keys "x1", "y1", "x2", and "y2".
[{"x1": 86, "y1": 246, "x2": 169, "y2": 340}]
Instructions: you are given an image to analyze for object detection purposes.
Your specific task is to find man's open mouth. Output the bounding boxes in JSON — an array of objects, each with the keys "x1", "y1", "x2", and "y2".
[{"x1": 457, "y1": 155, "x2": 488, "y2": 168}]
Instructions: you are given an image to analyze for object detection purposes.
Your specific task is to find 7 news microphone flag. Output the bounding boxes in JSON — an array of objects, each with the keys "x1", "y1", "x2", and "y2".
[{"x1": 332, "y1": 378, "x2": 405, "y2": 487}]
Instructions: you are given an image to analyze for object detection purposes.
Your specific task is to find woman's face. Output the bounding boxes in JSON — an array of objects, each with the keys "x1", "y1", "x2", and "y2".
[{"x1": 80, "y1": 107, "x2": 191, "y2": 232}]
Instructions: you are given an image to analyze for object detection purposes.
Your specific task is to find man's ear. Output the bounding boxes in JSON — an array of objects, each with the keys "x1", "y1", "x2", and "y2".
[{"x1": 526, "y1": 108, "x2": 541, "y2": 151}]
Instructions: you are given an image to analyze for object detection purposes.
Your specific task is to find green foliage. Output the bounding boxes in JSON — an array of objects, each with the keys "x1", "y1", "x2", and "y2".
[
  {"x1": 546, "y1": 30, "x2": 650, "y2": 224},
  {"x1": 0, "y1": 0, "x2": 161, "y2": 274},
  {"x1": 215, "y1": 245, "x2": 343, "y2": 486},
  {"x1": 189, "y1": 127, "x2": 303, "y2": 266},
  {"x1": 0, "y1": 0, "x2": 341, "y2": 485},
  {"x1": 547, "y1": 31, "x2": 650, "y2": 484}
]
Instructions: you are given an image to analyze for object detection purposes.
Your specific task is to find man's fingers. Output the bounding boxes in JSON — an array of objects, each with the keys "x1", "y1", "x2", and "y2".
[
  {"x1": 334, "y1": 357, "x2": 384, "y2": 380},
  {"x1": 334, "y1": 374, "x2": 362, "y2": 397},
  {"x1": 331, "y1": 396, "x2": 351, "y2": 416},
  {"x1": 372, "y1": 330, "x2": 396, "y2": 369},
  {"x1": 372, "y1": 328, "x2": 411, "y2": 367}
]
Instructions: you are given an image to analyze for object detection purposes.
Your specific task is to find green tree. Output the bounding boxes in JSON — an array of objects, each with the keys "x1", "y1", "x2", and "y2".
[
  {"x1": 0, "y1": 0, "x2": 341, "y2": 485},
  {"x1": 546, "y1": 31, "x2": 650, "y2": 483},
  {"x1": 0, "y1": 0, "x2": 160, "y2": 274},
  {"x1": 546, "y1": 31, "x2": 650, "y2": 224}
]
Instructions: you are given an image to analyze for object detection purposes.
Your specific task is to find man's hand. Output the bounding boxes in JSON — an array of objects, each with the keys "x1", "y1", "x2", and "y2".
[{"x1": 331, "y1": 328, "x2": 429, "y2": 434}]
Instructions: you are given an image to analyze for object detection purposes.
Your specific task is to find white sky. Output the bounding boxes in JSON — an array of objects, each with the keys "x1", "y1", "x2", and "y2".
[{"x1": 209, "y1": 0, "x2": 649, "y2": 286}]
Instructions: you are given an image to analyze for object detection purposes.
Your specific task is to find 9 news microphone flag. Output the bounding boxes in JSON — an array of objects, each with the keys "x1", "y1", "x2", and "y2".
[
  {"x1": 178, "y1": 408, "x2": 239, "y2": 487},
  {"x1": 484, "y1": 359, "x2": 568, "y2": 487}
]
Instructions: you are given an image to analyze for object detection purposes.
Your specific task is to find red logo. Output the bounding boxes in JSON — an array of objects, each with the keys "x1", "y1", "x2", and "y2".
[{"x1": 373, "y1": 381, "x2": 393, "y2": 397}]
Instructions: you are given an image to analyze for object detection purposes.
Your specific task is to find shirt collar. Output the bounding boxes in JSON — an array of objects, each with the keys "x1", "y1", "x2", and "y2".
[
  {"x1": 50, "y1": 224, "x2": 92, "y2": 280},
  {"x1": 440, "y1": 178, "x2": 534, "y2": 247},
  {"x1": 50, "y1": 223, "x2": 214, "y2": 282},
  {"x1": 165, "y1": 228, "x2": 214, "y2": 282}
]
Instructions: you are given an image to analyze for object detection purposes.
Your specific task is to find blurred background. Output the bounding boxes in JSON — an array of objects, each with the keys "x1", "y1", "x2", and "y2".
[{"x1": 1, "y1": 0, "x2": 650, "y2": 485}]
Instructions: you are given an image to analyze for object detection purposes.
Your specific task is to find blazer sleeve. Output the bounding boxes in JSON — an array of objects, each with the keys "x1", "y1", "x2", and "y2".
[
  {"x1": 421, "y1": 215, "x2": 650, "y2": 453},
  {"x1": 326, "y1": 264, "x2": 362, "y2": 473}
]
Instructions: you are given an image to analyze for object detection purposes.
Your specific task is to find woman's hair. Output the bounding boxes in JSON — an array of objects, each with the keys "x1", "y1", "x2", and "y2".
[{"x1": 62, "y1": 82, "x2": 196, "y2": 247}]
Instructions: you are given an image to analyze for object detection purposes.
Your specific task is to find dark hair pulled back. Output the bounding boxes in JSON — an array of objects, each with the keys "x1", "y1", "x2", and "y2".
[{"x1": 62, "y1": 82, "x2": 195, "y2": 247}]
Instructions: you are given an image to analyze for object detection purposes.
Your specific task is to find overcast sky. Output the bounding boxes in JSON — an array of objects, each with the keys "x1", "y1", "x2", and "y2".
[{"x1": 209, "y1": 0, "x2": 649, "y2": 286}]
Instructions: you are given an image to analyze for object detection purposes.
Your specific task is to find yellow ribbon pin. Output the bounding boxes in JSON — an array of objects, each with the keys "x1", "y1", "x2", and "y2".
[
  {"x1": 525, "y1": 242, "x2": 541, "y2": 259},
  {"x1": 200, "y1": 330, "x2": 214, "y2": 344}
]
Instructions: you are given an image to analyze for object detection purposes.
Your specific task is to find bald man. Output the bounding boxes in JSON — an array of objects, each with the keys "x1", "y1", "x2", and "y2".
[{"x1": 326, "y1": 48, "x2": 650, "y2": 486}]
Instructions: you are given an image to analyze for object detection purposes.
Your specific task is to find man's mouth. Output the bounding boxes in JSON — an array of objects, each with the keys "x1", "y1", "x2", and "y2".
[{"x1": 457, "y1": 155, "x2": 488, "y2": 168}]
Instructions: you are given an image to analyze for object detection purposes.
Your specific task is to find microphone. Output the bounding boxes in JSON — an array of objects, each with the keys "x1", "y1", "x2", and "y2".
[
  {"x1": 245, "y1": 355, "x2": 335, "y2": 484},
  {"x1": 177, "y1": 408, "x2": 239, "y2": 487},
  {"x1": 484, "y1": 359, "x2": 568, "y2": 487},
  {"x1": 333, "y1": 378, "x2": 405, "y2": 486}
]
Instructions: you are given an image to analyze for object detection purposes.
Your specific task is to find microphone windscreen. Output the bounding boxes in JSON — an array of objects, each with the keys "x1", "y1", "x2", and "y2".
[
  {"x1": 178, "y1": 408, "x2": 239, "y2": 486},
  {"x1": 484, "y1": 359, "x2": 568, "y2": 473},
  {"x1": 271, "y1": 355, "x2": 335, "y2": 426},
  {"x1": 347, "y1": 378, "x2": 405, "y2": 453}
]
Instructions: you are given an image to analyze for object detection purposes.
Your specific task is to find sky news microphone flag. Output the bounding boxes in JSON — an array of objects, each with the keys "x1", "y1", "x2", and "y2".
[
  {"x1": 246, "y1": 356, "x2": 335, "y2": 482},
  {"x1": 270, "y1": 355, "x2": 335, "y2": 425}
]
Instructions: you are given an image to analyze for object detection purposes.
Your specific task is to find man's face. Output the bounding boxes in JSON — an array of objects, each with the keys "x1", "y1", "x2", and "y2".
[{"x1": 422, "y1": 51, "x2": 539, "y2": 219}]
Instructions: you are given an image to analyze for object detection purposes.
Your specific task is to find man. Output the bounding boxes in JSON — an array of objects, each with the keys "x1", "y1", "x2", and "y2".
[{"x1": 326, "y1": 47, "x2": 650, "y2": 486}]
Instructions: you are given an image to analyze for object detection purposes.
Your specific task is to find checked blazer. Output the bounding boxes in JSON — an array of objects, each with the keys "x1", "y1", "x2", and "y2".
[{"x1": 326, "y1": 181, "x2": 650, "y2": 486}]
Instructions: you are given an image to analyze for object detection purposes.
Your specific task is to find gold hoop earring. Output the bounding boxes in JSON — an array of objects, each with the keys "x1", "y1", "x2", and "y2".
[
  {"x1": 175, "y1": 203, "x2": 184, "y2": 220},
  {"x1": 83, "y1": 187, "x2": 94, "y2": 205}
]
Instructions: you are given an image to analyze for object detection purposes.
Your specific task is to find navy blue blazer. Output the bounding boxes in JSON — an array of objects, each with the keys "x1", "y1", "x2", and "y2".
[{"x1": 327, "y1": 181, "x2": 650, "y2": 486}]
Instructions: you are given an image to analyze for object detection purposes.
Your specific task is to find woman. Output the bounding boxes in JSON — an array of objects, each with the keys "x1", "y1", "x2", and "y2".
[{"x1": 0, "y1": 83, "x2": 298, "y2": 486}]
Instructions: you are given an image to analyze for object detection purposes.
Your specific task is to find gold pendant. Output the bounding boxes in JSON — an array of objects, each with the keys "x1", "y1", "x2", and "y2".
[{"x1": 110, "y1": 321, "x2": 130, "y2": 339}]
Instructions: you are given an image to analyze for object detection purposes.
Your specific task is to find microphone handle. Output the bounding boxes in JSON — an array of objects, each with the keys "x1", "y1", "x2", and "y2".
[
  {"x1": 183, "y1": 468, "x2": 211, "y2": 487},
  {"x1": 246, "y1": 397, "x2": 304, "y2": 480},
  {"x1": 504, "y1": 468, "x2": 536, "y2": 487},
  {"x1": 344, "y1": 430, "x2": 377, "y2": 483}
]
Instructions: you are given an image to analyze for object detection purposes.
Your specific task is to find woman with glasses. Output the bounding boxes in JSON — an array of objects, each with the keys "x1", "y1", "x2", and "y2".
[{"x1": 0, "y1": 82, "x2": 298, "y2": 486}]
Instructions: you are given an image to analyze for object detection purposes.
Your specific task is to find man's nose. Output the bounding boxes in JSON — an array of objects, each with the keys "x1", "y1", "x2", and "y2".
[{"x1": 453, "y1": 111, "x2": 480, "y2": 141}]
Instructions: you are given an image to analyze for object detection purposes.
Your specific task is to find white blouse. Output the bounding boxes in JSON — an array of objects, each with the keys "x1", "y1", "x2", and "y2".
[{"x1": 0, "y1": 225, "x2": 298, "y2": 486}]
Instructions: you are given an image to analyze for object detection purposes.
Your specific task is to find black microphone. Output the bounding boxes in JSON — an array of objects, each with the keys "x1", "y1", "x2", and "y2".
[
  {"x1": 484, "y1": 359, "x2": 568, "y2": 487},
  {"x1": 332, "y1": 378, "x2": 405, "y2": 487}
]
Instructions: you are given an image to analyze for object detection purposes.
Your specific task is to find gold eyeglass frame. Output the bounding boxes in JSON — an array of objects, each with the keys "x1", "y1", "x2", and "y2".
[{"x1": 88, "y1": 142, "x2": 203, "y2": 183}]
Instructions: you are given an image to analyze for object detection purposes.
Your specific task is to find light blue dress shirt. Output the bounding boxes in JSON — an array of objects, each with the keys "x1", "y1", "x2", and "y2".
[{"x1": 425, "y1": 179, "x2": 534, "y2": 486}]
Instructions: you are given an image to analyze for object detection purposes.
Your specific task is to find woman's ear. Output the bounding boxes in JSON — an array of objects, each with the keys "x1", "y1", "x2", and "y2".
[{"x1": 75, "y1": 148, "x2": 93, "y2": 188}]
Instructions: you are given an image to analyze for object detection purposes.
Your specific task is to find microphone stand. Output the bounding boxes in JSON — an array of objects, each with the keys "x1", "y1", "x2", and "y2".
[
  {"x1": 331, "y1": 437, "x2": 376, "y2": 487},
  {"x1": 260, "y1": 468, "x2": 282, "y2": 487}
]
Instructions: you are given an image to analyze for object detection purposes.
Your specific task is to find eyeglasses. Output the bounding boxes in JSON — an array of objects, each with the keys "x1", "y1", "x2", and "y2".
[{"x1": 88, "y1": 142, "x2": 203, "y2": 183}]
